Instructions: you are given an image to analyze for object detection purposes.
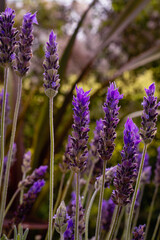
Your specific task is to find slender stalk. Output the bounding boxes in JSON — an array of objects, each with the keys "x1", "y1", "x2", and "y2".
[
  {"x1": 0, "y1": 76, "x2": 22, "y2": 236},
  {"x1": 61, "y1": 171, "x2": 73, "y2": 202},
  {"x1": 74, "y1": 172, "x2": 80, "y2": 240},
  {"x1": 132, "y1": 184, "x2": 145, "y2": 233},
  {"x1": 107, "y1": 205, "x2": 121, "y2": 240},
  {"x1": 19, "y1": 173, "x2": 26, "y2": 204},
  {"x1": 48, "y1": 97, "x2": 54, "y2": 240},
  {"x1": 126, "y1": 144, "x2": 147, "y2": 240},
  {"x1": 82, "y1": 161, "x2": 94, "y2": 206},
  {"x1": 95, "y1": 160, "x2": 106, "y2": 240},
  {"x1": 85, "y1": 189, "x2": 98, "y2": 240},
  {"x1": 114, "y1": 207, "x2": 125, "y2": 239},
  {"x1": 60, "y1": 232, "x2": 64, "y2": 240},
  {"x1": 144, "y1": 185, "x2": 159, "y2": 240},
  {"x1": 0, "y1": 67, "x2": 9, "y2": 191},
  {"x1": 151, "y1": 214, "x2": 160, "y2": 240},
  {"x1": 4, "y1": 188, "x2": 21, "y2": 218},
  {"x1": 53, "y1": 173, "x2": 65, "y2": 216}
]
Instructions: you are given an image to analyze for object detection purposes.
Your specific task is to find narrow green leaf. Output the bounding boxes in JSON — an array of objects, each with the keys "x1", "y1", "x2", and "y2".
[
  {"x1": 22, "y1": 228, "x2": 29, "y2": 240},
  {"x1": 14, "y1": 225, "x2": 17, "y2": 240}
]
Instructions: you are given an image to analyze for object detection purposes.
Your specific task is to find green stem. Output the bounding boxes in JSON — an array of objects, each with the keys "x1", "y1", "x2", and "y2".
[
  {"x1": 95, "y1": 160, "x2": 106, "y2": 240},
  {"x1": 4, "y1": 188, "x2": 21, "y2": 218},
  {"x1": 60, "y1": 232, "x2": 64, "y2": 240},
  {"x1": 0, "y1": 76, "x2": 22, "y2": 236},
  {"x1": 126, "y1": 144, "x2": 147, "y2": 240},
  {"x1": 74, "y1": 172, "x2": 80, "y2": 240},
  {"x1": 82, "y1": 161, "x2": 94, "y2": 206},
  {"x1": 19, "y1": 173, "x2": 26, "y2": 204},
  {"x1": 48, "y1": 97, "x2": 54, "y2": 240},
  {"x1": 144, "y1": 185, "x2": 159, "y2": 240},
  {"x1": 132, "y1": 184, "x2": 145, "y2": 234},
  {"x1": 151, "y1": 214, "x2": 160, "y2": 240},
  {"x1": 53, "y1": 173, "x2": 65, "y2": 216},
  {"x1": 114, "y1": 207, "x2": 125, "y2": 239},
  {"x1": 107, "y1": 205, "x2": 121, "y2": 240},
  {"x1": 85, "y1": 189, "x2": 98, "y2": 240},
  {"x1": 61, "y1": 171, "x2": 73, "y2": 202},
  {"x1": 0, "y1": 67, "x2": 9, "y2": 191}
]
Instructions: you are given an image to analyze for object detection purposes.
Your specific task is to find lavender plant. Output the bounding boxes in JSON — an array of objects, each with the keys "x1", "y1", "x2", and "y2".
[{"x1": 43, "y1": 30, "x2": 60, "y2": 240}]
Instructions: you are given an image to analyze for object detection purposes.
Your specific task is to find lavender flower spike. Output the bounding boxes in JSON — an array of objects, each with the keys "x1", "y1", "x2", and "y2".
[
  {"x1": 140, "y1": 83, "x2": 160, "y2": 144},
  {"x1": 66, "y1": 86, "x2": 90, "y2": 173},
  {"x1": 112, "y1": 118, "x2": 140, "y2": 206},
  {"x1": 98, "y1": 82, "x2": 123, "y2": 161},
  {"x1": 13, "y1": 12, "x2": 38, "y2": 76},
  {"x1": 132, "y1": 224, "x2": 146, "y2": 240},
  {"x1": 43, "y1": 30, "x2": 60, "y2": 98},
  {"x1": 0, "y1": 8, "x2": 18, "y2": 65}
]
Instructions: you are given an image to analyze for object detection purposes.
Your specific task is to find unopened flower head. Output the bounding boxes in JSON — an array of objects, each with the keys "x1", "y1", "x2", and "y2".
[
  {"x1": 140, "y1": 83, "x2": 160, "y2": 144},
  {"x1": 154, "y1": 146, "x2": 160, "y2": 186},
  {"x1": 0, "y1": 8, "x2": 18, "y2": 65},
  {"x1": 54, "y1": 201, "x2": 70, "y2": 234},
  {"x1": 21, "y1": 151, "x2": 31, "y2": 174},
  {"x1": 112, "y1": 118, "x2": 140, "y2": 206},
  {"x1": 13, "y1": 12, "x2": 38, "y2": 76},
  {"x1": 43, "y1": 30, "x2": 60, "y2": 98},
  {"x1": 66, "y1": 86, "x2": 90, "y2": 173},
  {"x1": 95, "y1": 166, "x2": 117, "y2": 190},
  {"x1": 98, "y1": 82, "x2": 123, "y2": 161},
  {"x1": 132, "y1": 224, "x2": 146, "y2": 240}
]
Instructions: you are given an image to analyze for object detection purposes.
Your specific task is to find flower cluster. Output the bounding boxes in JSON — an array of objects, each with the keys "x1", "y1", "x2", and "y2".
[
  {"x1": 101, "y1": 198, "x2": 115, "y2": 232},
  {"x1": 13, "y1": 179, "x2": 45, "y2": 225},
  {"x1": 0, "y1": 8, "x2": 18, "y2": 65},
  {"x1": 132, "y1": 224, "x2": 146, "y2": 240},
  {"x1": 112, "y1": 118, "x2": 140, "y2": 206},
  {"x1": 43, "y1": 30, "x2": 60, "y2": 98},
  {"x1": 66, "y1": 86, "x2": 90, "y2": 173},
  {"x1": 13, "y1": 12, "x2": 38, "y2": 76},
  {"x1": 140, "y1": 83, "x2": 160, "y2": 144},
  {"x1": 98, "y1": 83, "x2": 123, "y2": 161},
  {"x1": 95, "y1": 166, "x2": 117, "y2": 190}
]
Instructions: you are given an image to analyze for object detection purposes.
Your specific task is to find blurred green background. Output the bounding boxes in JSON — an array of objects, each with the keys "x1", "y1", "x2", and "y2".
[{"x1": 0, "y1": 0, "x2": 160, "y2": 239}]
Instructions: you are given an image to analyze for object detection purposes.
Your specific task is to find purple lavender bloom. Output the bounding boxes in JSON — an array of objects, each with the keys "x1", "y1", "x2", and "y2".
[
  {"x1": 112, "y1": 118, "x2": 140, "y2": 206},
  {"x1": 66, "y1": 86, "x2": 90, "y2": 173},
  {"x1": 154, "y1": 146, "x2": 160, "y2": 186},
  {"x1": 140, "y1": 83, "x2": 160, "y2": 144},
  {"x1": 43, "y1": 30, "x2": 60, "y2": 98},
  {"x1": 0, "y1": 89, "x2": 10, "y2": 127},
  {"x1": 98, "y1": 82, "x2": 123, "y2": 161},
  {"x1": 59, "y1": 136, "x2": 72, "y2": 173},
  {"x1": 13, "y1": 179, "x2": 45, "y2": 225},
  {"x1": 13, "y1": 12, "x2": 38, "y2": 76},
  {"x1": 132, "y1": 224, "x2": 146, "y2": 240},
  {"x1": 19, "y1": 165, "x2": 48, "y2": 188},
  {"x1": 0, "y1": 8, "x2": 18, "y2": 65},
  {"x1": 101, "y1": 198, "x2": 115, "y2": 232},
  {"x1": 64, "y1": 218, "x2": 74, "y2": 240}
]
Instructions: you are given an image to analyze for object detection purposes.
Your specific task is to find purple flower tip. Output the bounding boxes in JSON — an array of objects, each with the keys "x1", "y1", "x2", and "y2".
[
  {"x1": 24, "y1": 12, "x2": 38, "y2": 25},
  {"x1": 145, "y1": 83, "x2": 155, "y2": 96},
  {"x1": 4, "y1": 7, "x2": 15, "y2": 17}
]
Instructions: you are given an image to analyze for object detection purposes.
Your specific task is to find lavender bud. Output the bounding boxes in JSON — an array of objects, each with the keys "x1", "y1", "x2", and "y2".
[
  {"x1": 98, "y1": 82, "x2": 123, "y2": 161},
  {"x1": 59, "y1": 136, "x2": 71, "y2": 173},
  {"x1": 66, "y1": 86, "x2": 90, "y2": 173},
  {"x1": 132, "y1": 224, "x2": 146, "y2": 240},
  {"x1": 43, "y1": 30, "x2": 60, "y2": 98},
  {"x1": 21, "y1": 151, "x2": 31, "y2": 174},
  {"x1": 95, "y1": 166, "x2": 117, "y2": 190},
  {"x1": 154, "y1": 146, "x2": 160, "y2": 186},
  {"x1": 101, "y1": 198, "x2": 115, "y2": 232},
  {"x1": 19, "y1": 165, "x2": 48, "y2": 188},
  {"x1": 13, "y1": 179, "x2": 45, "y2": 225},
  {"x1": 112, "y1": 118, "x2": 140, "y2": 206},
  {"x1": 140, "y1": 83, "x2": 160, "y2": 144},
  {"x1": 90, "y1": 119, "x2": 103, "y2": 159},
  {"x1": 54, "y1": 201, "x2": 70, "y2": 234},
  {"x1": 64, "y1": 218, "x2": 74, "y2": 240},
  {"x1": 13, "y1": 12, "x2": 38, "y2": 76},
  {"x1": 0, "y1": 8, "x2": 18, "y2": 65}
]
